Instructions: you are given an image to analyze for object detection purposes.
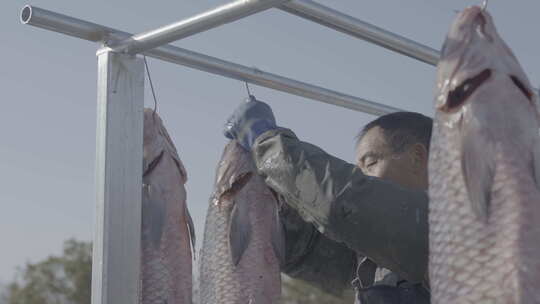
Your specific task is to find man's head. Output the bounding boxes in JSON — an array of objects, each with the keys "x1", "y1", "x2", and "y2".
[{"x1": 356, "y1": 112, "x2": 433, "y2": 190}]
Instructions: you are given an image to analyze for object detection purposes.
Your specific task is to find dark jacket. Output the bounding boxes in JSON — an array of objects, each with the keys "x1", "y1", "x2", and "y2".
[{"x1": 251, "y1": 128, "x2": 430, "y2": 303}]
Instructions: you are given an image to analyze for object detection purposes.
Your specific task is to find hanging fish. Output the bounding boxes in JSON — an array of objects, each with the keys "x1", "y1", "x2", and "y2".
[
  {"x1": 141, "y1": 108, "x2": 196, "y2": 304},
  {"x1": 429, "y1": 6, "x2": 540, "y2": 303},
  {"x1": 199, "y1": 140, "x2": 285, "y2": 304}
]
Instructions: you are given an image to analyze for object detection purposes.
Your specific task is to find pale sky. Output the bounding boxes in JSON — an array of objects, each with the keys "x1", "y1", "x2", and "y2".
[{"x1": 2, "y1": 0, "x2": 540, "y2": 284}]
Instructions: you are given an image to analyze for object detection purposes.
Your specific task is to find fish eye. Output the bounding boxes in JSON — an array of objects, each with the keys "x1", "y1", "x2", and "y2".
[
  {"x1": 509, "y1": 75, "x2": 533, "y2": 101},
  {"x1": 443, "y1": 69, "x2": 492, "y2": 112}
]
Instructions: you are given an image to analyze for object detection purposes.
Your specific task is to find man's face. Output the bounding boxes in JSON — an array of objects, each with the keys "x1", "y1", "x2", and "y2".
[{"x1": 356, "y1": 126, "x2": 428, "y2": 190}]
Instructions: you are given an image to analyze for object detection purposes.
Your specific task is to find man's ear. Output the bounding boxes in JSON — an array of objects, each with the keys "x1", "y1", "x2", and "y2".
[{"x1": 410, "y1": 143, "x2": 429, "y2": 172}]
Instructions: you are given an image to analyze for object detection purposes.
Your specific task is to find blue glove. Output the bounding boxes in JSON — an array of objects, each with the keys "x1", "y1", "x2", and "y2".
[{"x1": 224, "y1": 96, "x2": 277, "y2": 150}]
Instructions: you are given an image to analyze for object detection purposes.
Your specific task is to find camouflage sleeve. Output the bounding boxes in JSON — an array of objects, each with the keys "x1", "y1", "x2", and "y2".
[
  {"x1": 252, "y1": 128, "x2": 429, "y2": 283},
  {"x1": 279, "y1": 204, "x2": 357, "y2": 296}
]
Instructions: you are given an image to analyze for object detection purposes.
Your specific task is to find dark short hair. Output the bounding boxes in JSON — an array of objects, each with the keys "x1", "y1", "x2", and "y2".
[{"x1": 356, "y1": 112, "x2": 433, "y2": 153}]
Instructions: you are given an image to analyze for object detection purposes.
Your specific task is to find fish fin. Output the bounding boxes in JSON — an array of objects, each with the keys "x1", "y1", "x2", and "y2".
[
  {"x1": 226, "y1": 171, "x2": 254, "y2": 266},
  {"x1": 185, "y1": 207, "x2": 196, "y2": 259},
  {"x1": 270, "y1": 204, "x2": 286, "y2": 268},
  {"x1": 461, "y1": 132, "x2": 495, "y2": 223},
  {"x1": 229, "y1": 200, "x2": 252, "y2": 266},
  {"x1": 142, "y1": 184, "x2": 167, "y2": 249}
]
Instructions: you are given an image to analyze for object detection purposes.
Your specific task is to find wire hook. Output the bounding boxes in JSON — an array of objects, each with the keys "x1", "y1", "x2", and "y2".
[
  {"x1": 144, "y1": 56, "x2": 158, "y2": 121},
  {"x1": 245, "y1": 82, "x2": 255, "y2": 102}
]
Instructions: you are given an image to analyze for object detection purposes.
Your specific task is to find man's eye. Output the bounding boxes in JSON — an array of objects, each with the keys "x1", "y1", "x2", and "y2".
[{"x1": 365, "y1": 159, "x2": 378, "y2": 168}]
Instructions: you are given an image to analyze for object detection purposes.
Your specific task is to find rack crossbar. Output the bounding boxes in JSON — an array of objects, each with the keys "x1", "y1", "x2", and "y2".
[
  {"x1": 21, "y1": 5, "x2": 402, "y2": 115},
  {"x1": 281, "y1": 0, "x2": 440, "y2": 66},
  {"x1": 110, "y1": 0, "x2": 291, "y2": 55}
]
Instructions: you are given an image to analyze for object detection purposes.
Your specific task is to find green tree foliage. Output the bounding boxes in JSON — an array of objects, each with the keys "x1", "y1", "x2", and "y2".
[
  {"x1": 0, "y1": 239, "x2": 355, "y2": 304},
  {"x1": 281, "y1": 275, "x2": 355, "y2": 304},
  {"x1": 2, "y1": 239, "x2": 92, "y2": 304}
]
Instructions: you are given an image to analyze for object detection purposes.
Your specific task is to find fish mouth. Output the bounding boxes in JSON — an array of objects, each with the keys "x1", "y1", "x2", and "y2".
[{"x1": 440, "y1": 69, "x2": 492, "y2": 112}]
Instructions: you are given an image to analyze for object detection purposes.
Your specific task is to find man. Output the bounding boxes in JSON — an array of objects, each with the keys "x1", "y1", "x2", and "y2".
[{"x1": 225, "y1": 97, "x2": 431, "y2": 303}]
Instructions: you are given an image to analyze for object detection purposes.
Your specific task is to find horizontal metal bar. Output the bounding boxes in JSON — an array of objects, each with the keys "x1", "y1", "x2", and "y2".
[
  {"x1": 147, "y1": 45, "x2": 402, "y2": 115},
  {"x1": 280, "y1": 0, "x2": 440, "y2": 66},
  {"x1": 21, "y1": 5, "x2": 402, "y2": 115},
  {"x1": 20, "y1": 5, "x2": 118, "y2": 42},
  {"x1": 279, "y1": 1, "x2": 540, "y2": 95},
  {"x1": 110, "y1": 0, "x2": 290, "y2": 54}
]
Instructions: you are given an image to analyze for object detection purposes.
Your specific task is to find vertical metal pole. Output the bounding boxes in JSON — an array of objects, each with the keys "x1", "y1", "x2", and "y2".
[{"x1": 92, "y1": 50, "x2": 144, "y2": 304}]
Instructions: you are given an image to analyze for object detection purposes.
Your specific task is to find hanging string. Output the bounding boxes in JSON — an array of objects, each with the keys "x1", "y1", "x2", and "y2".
[
  {"x1": 245, "y1": 82, "x2": 256, "y2": 102},
  {"x1": 245, "y1": 82, "x2": 251, "y2": 96},
  {"x1": 143, "y1": 56, "x2": 158, "y2": 118}
]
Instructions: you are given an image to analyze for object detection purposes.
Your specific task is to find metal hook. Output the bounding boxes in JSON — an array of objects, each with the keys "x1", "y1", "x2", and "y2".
[
  {"x1": 245, "y1": 82, "x2": 252, "y2": 96},
  {"x1": 481, "y1": 0, "x2": 488, "y2": 11},
  {"x1": 245, "y1": 82, "x2": 255, "y2": 102},
  {"x1": 143, "y1": 56, "x2": 159, "y2": 121}
]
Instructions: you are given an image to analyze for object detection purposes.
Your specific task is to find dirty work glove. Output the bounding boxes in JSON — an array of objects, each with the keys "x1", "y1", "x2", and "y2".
[{"x1": 224, "y1": 96, "x2": 277, "y2": 150}]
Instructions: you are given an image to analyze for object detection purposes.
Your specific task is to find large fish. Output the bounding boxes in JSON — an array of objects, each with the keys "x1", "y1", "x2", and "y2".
[
  {"x1": 199, "y1": 140, "x2": 285, "y2": 304},
  {"x1": 141, "y1": 108, "x2": 196, "y2": 304},
  {"x1": 429, "y1": 6, "x2": 540, "y2": 303}
]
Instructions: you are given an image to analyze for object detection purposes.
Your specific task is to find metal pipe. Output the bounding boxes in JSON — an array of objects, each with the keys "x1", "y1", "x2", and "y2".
[
  {"x1": 280, "y1": 0, "x2": 441, "y2": 66},
  {"x1": 20, "y1": 5, "x2": 118, "y2": 42},
  {"x1": 153, "y1": 46, "x2": 401, "y2": 115},
  {"x1": 279, "y1": 1, "x2": 540, "y2": 94},
  {"x1": 109, "y1": 0, "x2": 290, "y2": 54},
  {"x1": 21, "y1": 5, "x2": 402, "y2": 115}
]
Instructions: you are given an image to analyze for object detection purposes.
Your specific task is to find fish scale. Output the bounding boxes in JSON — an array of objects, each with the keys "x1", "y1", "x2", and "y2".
[
  {"x1": 430, "y1": 125, "x2": 540, "y2": 302},
  {"x1": 429, "y1": 5, "x2": 540, "y2": 303},
  {"x1": 199, "y1": 141, "x2": 283, "y2": 304},
  {"x1": 200, "y1": 200, "x2": 243, "y2": 303}
]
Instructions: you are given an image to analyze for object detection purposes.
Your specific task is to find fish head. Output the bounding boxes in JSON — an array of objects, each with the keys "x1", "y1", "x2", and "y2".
[
  {"x1": 212, "y1": 141, "x2": 254, "y2": 207},
  {"x1": 435, "y1": 5, "x2": 537, "y2": 128},
  {"x1": 143, "y1": 108, "x2": 188, "y2": 180},
  {"x1": 431, "y1": 6, "x2": 540, "y2": 223}
]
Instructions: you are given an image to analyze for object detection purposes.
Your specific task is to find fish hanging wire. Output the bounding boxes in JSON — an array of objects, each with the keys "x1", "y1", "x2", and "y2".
[
  {"x1": 245, "y1": 82, "x2": 256, "y2": 102},
  {"x1": 245, "y1": 82, "x2": 252, "y2": 96},
  {"x1": 143, "y1": 56, "x2": 159, "y2": 119}
]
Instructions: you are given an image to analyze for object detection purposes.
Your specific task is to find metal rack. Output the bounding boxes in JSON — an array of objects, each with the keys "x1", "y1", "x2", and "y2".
[{"x1": 20, "y1": 1, "x2": 441, "y2": 303}]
